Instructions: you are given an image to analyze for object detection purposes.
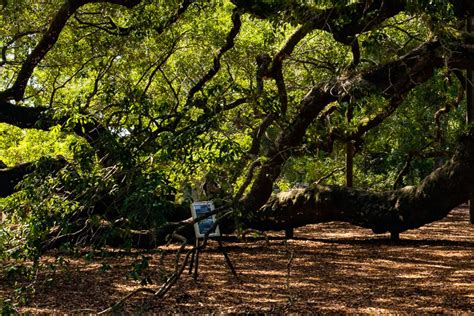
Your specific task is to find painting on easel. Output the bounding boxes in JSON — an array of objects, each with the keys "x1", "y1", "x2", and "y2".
[{"x1": 190, "y1": 201, "x2": 220, "y2": 238}]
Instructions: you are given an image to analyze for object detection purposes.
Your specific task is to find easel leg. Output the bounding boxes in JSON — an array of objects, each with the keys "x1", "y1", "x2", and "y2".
[
  {"x1": 193, "y1": 239, "x2": 200, "y2": 281},
  {"x1": 188, "y1": 240, "x2": 196, "y2": 275},
  {"x1": 217, "y1": 239, "x2": 237, "y2": 278}
]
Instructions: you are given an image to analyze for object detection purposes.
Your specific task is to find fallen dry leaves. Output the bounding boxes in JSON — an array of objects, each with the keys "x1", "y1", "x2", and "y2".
[{"x1": 1, "y1": 205, "x2": 473, "y2": 313}]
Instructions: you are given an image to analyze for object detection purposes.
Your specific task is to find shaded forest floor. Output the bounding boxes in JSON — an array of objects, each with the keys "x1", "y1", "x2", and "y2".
[{"x1": 1, "y1": 205, "x2": 473, "y2": 313}]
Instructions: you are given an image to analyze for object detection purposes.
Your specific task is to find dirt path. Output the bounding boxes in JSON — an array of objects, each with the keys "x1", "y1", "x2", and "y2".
[{"x1": 1, "y1": 205, "x2": 473, "y2": 313}]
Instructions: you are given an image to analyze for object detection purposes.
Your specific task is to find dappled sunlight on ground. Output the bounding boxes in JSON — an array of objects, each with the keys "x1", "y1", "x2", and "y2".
[{"x1": 0, "y1": 205, "x2": 472, "y2": 313}]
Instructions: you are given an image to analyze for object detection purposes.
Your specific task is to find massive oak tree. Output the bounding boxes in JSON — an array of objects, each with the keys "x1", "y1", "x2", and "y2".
[{"x1": 0, "y1": 0, "x2": 473, "y2": 249}]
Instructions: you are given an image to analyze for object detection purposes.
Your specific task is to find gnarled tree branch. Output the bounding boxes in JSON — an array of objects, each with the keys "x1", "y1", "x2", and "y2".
[{"x1": 250, "y1": 131, "x2": 474, "y2": 235}]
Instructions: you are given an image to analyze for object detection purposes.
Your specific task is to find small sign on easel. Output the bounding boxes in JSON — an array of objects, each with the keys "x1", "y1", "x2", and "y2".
[
  {"x1": 190, "y1": 201, "x2": 220, "y2": 238},
  {"x1": 189, "y1": 201, "x2": 237, "y2": 280}
]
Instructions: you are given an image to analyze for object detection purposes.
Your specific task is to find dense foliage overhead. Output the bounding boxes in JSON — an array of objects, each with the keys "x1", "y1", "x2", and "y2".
[{"x1": 0, "y1": 0, "x2": 473, "y2": 257}]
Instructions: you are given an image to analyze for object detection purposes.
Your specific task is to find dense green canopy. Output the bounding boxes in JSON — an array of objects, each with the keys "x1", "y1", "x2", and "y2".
[{"x1": 0, "y1": 0, "x2": 473, "y2": 257}]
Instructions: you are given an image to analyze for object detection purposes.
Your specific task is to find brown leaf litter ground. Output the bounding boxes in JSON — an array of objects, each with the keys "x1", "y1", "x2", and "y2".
[{"x1": 1, "y1": 205, "x2": 473, "y2": 313}]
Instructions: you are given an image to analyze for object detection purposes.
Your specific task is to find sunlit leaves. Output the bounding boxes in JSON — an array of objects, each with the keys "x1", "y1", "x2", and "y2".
[
  {"x1": 0, "y1": 0, "x2": 471, "y2": 259},
  {"x1": 0, "y1": 123, "x2": 76, "y2": 166}
]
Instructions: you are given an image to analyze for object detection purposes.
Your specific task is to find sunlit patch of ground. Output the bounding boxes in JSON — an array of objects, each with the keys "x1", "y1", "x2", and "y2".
[{"x1": 0, "y1": 205, "x2": 473, "y2": 313}]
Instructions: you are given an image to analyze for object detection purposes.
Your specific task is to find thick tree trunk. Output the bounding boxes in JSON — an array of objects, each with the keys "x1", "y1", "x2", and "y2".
[
  {"x1": 346, "y1": 103, "x2": 354, "y2": 188},
  {"x1": 467, "y1": 16, "x2": 474, "y2": 224},
  {"x1": 246, "y1": 132, "x2": 474, "y2": 235}
]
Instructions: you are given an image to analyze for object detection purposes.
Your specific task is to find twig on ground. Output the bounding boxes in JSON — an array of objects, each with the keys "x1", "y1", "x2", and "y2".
[{"x1": 97, "y1": 233, "x2": 192, "y2": 314}]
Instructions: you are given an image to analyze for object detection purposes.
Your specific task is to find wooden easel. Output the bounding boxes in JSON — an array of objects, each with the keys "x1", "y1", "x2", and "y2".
[
  {"x1": 188, "y1": 237, "x2": 238, "y2": 281},
  {"x1": 189, "y1": 201, "x2": 238, "y2": 281}
]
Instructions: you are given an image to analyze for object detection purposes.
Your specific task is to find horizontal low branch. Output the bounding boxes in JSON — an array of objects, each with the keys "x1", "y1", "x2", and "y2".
[
  {"x1": 248, "y1": 131, "x2": 474, "y2": 235},
  {"x1": 0, "y1": 100, "x2": 49, "y2": 129},
  {"x1": 0, "y1": 156, "x2": 67, "y2": 198}
]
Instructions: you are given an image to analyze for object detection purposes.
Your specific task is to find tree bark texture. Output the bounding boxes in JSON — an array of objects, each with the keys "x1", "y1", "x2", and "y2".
[{"x1": 247, "y1": 131, "x2": 474, "y2": 235}]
